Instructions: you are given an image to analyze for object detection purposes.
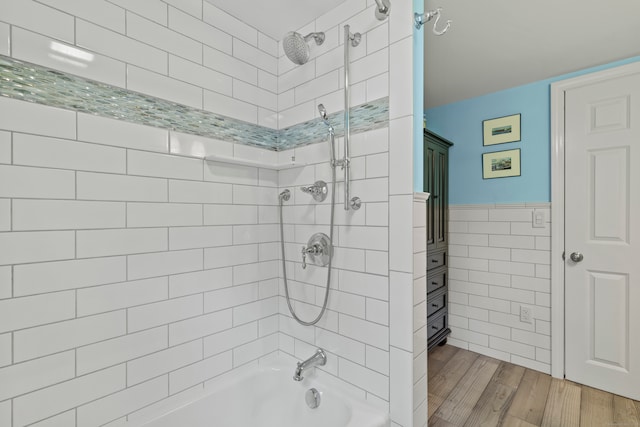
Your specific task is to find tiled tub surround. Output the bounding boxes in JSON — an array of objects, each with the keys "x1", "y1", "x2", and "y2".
[
  {"x1": 0, "y1": 0, "x2": 420, "y2": 425},
  {"x1": 0, "y1": 96, "x2": 396, "y2": 426},
  {"x1": 275, "y1": 125, "x2": 393, "y2": 409},
  {"x1": 0, "y1": 55, "x2": 389, "y2": 151},
  {"x1": 0, "y1": 96, "x2": 284, "y2": 426},
  {"x1": 1, "y1": 0, "x2": 284, "y2": 131},
  {"x1": 446, "y1": 204, "x2": 552, "y2": 374}
]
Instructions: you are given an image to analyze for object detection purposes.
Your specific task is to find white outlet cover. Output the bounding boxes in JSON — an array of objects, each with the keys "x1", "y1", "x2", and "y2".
[
  {"x1": 532, "y1": 209, "x2": 546, "y2": 228},
  {"x1": 520, "y1": 306, "x2": 533, "y2": 323}
]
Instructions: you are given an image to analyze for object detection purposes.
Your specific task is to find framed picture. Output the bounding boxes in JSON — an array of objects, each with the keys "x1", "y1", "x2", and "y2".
[
  {"x1": 483, "y1": 114, "x2": 521, "y2": 146},
  {"x1": 482, "y1": 149, "x2": 521, "y2": 179}
]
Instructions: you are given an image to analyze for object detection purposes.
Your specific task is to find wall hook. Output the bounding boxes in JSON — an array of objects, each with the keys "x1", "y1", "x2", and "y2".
[{"x1": 414, "y1": 8, "x2": 452, "y2": 35}]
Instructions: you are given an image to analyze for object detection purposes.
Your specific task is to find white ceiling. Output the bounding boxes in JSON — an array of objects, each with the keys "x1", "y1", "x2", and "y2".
[
  {"x1": 424, "y1": 0, "x2": 640, "y2": 108},
  {"x1": 207, "y1": 0, "x2": 640, "y2": 109},
  {"x1": 204, "y1": 0, "x2": 346, "y2": 41}
]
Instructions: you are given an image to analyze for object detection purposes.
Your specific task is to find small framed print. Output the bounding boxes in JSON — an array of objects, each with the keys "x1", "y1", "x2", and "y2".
[
  {"x1": 482, "y1": 149, "x2": 521, "y2": 179},
  {"x1": 483, "y1": 114, "x2": 521, "y2": 146}
]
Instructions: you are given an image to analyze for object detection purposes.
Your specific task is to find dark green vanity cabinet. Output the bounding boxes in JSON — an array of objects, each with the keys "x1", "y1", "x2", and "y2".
[{"x1": 424, "y1": 130, "x2": 453, "y2": 350}]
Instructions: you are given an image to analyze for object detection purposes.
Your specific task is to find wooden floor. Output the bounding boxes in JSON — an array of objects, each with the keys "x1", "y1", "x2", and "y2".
[{"x1": 428, "y1": 345, "x2": 640, "y2": 426}]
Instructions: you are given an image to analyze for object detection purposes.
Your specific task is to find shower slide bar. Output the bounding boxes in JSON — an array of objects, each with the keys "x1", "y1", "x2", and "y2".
[{"x1": 343, "y1": 24, "x2": 362, "y2": 211}]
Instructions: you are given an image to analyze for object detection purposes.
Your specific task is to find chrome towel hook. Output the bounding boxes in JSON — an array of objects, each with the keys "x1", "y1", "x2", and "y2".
[{"x1": 414, "y1": 8, "x2": 452, "y2": 35}]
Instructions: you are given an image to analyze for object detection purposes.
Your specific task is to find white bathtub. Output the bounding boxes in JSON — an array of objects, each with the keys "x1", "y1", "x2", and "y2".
[{"x1": 135, "y1": 358, "x2": 390, "y2": 427}]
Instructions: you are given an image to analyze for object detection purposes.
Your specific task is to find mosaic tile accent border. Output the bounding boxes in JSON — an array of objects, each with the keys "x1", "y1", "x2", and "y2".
[
  {"x1": 0, "y1": 55, "x2": 388, "y2": 152},
  {"x1": 278, "y1": 97, "x2": 389, "y2": 150}
]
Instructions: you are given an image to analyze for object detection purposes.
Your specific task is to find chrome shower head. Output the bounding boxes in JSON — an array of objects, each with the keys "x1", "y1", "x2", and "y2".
[
  {"x1": 318, "y1": 104, "x2": 332, "y2": 130},
  {"x1": 318, "y1": 104, "x2": 328, "y2": 121},
  {"x1": 318, "y1": 104, "x2": 336, "y2": 167},
  {"x1": 283, "y1": 32, "x2": 325, "y2": 65}
]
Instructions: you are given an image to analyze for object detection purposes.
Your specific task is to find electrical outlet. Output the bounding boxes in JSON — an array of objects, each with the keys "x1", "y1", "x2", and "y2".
[
  {"x1": 532, "y1": 209, "x2": 545, "y2": 228},
  {"x1": 520, "y1": 306, "x2": 533, "y2": 324}
]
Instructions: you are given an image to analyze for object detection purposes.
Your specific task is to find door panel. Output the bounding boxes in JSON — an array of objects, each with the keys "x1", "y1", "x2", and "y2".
[
  {"x1": 425, "y1": 145, "x2": 435, "y2": 247},
  {"x1": 590, "y1": 148, "x2": 629, "y2": 242},
  {"x1": 436, "y1": 150, "x2": 446, "y2": 249},
  {"x1": 564, "y1": 70, "x2": 640, "y2": 400},
  {"x1": 589, "y1": 271, "x2": 628, "y2": 369}
]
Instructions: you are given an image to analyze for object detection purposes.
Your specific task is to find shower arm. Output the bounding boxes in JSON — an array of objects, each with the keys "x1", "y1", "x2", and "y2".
[
  {"x1": 303, "y1": 32, "x2": 325, "y2": 45},
  {"x1": 373, "y1": 0, "x2": 391, "y2": 20}
]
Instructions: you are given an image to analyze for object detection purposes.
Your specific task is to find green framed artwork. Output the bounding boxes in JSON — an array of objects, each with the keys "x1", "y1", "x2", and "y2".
[
  {"x1": 482, "y1": 148, "x2": 521, "y2": 179},
  {"x1": 483, "y1": 114, "x2": 521, "y2": 146}
]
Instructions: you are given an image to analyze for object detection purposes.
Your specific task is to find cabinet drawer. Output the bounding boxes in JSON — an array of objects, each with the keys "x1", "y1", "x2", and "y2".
[
  {"x1": 427, "y1": 268, "x2": 446, "y2": 294},
  {"x1": 427, "y1": 251, "x2": 446, "y2": 270},
  {"x1": 428, "y1": 309, "x2": 447, "y2": 340},
  {"x1": 428, "y1": 290, "x2": 447, "y2": 317}
]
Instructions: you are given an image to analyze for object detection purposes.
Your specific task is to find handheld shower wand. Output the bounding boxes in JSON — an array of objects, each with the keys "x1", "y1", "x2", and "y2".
[
  {"x1": 317, "y1": 103, "x2": 361, "y2": 211},
  {"x1": 317, "y1": 104, "x2": 336, "y2": 168}
]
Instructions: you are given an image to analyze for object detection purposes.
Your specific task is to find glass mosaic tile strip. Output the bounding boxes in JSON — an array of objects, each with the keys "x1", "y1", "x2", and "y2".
[
  {"x1": 0, "y1": 55, "x2": 388, "y2": 151},
  {"x1": 278, "y1": 97, "x2": 389, "y2": 150},
  {"x1": 0, "y1": 55, "x2": 278, "y2": 149}
]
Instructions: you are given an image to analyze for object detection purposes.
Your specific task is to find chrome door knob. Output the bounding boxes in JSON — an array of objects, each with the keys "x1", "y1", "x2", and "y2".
[{"x1": 570, "y1": 252, "x2": 584, "y2": 262}]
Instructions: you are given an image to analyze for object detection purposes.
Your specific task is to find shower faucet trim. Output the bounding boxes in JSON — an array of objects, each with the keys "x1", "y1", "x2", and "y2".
[{"x1": 300, "y1": 180, "x2": 328, "y2": 202}]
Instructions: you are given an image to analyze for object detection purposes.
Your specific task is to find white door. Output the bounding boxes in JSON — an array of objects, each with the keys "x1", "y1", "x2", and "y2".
[{"x1": 564, "y1": 66, "x2": 640, "y2": 400}]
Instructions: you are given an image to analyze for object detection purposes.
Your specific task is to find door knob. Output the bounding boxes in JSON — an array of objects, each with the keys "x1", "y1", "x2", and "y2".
[{"x1": 570, "y1": 252, "x2": 584, "y2": 262}]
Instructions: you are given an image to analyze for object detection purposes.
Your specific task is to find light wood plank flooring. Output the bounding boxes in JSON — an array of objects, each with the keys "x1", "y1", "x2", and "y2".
[{"x1": 428, "y1": 345, "x2": 640, "y2": 426}]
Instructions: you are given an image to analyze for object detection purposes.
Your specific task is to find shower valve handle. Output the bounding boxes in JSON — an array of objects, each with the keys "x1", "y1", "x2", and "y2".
[
  {"x1": 301, "y1": 246, "x2": 307, "y2": 269},
  {"x1": 301, "y1": 244, "x2": 323, "y2": 269}
]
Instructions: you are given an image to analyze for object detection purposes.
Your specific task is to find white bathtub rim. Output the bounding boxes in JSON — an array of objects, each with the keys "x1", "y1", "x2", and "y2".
[{"x1": 128, "y1": 353, "x2": 390, "y2": 427}]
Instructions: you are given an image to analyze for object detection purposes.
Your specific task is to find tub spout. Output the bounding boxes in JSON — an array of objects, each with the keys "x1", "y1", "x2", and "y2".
[{"x1": 293, "y1": 348, "x2": 326, "y2": 381}]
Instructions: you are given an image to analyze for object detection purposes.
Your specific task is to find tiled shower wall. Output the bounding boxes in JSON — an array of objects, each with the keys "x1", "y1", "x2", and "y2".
[
  {"x1": 0, "y1": 1, "x2": 420, "y2": 427},
  {"x1": 272, "y1": 1, "x2": 420, "y2": 426},
  {"x1": 0, "y1": 1, "x2": 280, "y2": 426},
  {"x1": 447, "y1": 204, "x2": 552, "y2": 374},
  {"x1": 0, "y1": 98, "x2": 281, "y2": 427},
  {"x1": 0, "y1": 0, "x2": 280, "y2": 128},
  {"x1": 275, "y1": 128, "x2": 392, "y2": 410}
]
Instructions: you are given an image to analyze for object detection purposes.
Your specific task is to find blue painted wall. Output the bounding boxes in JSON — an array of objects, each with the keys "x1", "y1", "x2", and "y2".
[{"x1": 423, "y1": 56, "x2": 640, "y2": 205}]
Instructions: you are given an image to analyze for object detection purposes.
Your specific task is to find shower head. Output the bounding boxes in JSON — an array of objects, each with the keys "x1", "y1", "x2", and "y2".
[
  {"x1": 318, "y1": 104, "x2": 333, "y2": 129},
  {"x1": 318, "y1": 104, "x2": 336, "y2": 167},
  {"x1": 283, "y1": 32, "x2": 325, "y2": 65},
  {"x1": 318, "y1": 104, "x2": 328, "y2": 122}
]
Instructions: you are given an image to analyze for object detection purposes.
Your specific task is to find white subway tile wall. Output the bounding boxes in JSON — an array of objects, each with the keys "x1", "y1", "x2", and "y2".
[
  {"x1": 2, "y1": 0, "x2": 277, "y2": 125},
  {"x1": 275, "y1": 4, "x2": 409, "y2": 424},
  {"x1": 0, "y1": 0, "x2": 421, "y2": 425},
  {"x1": 411, "y1": 194, "x2": 428, "y2": 427},
  {"x1": 0, "y1": 93, "x2": 281, "y2": 424},
  {"x1": 447, "y1": 204, "x2": 552, "y2": 374}
]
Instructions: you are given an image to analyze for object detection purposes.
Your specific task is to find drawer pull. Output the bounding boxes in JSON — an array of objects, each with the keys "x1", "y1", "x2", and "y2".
[
  {"x1": 431, "y1": 281, "x2": 438, "y2": 285},
  {"x1": 431, "y1": 325, "x2": 439, "y2": 330},
  {"x1": 431, "y1": 259, "x2": 439, "y2": 263},
  {"x1": 431, "y1": 303, "x2": 439, "y2": 308}
]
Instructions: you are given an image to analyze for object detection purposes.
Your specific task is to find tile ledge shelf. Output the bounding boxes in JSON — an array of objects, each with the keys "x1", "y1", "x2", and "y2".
[
  {"x1": 414, "y1": 192, "x2": 431, "y2": 202},
  {"x1": 0, "y1": 55, "x2": 389, "y2": 152},
  {"x1": 204, "y1": 154, "x2": 308, "y2": 170}
]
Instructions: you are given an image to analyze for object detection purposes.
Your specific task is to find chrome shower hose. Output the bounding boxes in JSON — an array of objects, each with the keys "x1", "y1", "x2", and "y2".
[{"x1": 279, "y1": 164, "x2": 336, "y2": 326}]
